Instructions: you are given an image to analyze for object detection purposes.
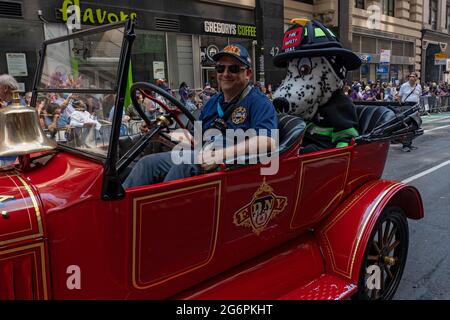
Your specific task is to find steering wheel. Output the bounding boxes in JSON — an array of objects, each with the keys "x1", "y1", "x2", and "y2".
[
  {"x1": 117, "y1": 82, "x2": 197, "y2": 172},
  {"x1": 130, "y1": 82, "x2": 196, "y2": 131}
]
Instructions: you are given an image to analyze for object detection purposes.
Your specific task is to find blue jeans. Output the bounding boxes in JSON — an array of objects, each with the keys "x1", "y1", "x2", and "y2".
[
  {"x1": 122, "y1": 151, "x2": 204, "y2": 188},
  {"x1": 0, "y1": 156, "x2": 16, "y2": 167}
]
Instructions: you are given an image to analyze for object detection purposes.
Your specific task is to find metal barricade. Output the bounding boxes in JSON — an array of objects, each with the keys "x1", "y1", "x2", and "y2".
[
  {"x1": 439, "y1": 95, "x2": 450, "y2": 112},
  {"x1": 419, "y1": 96, "x2": 430, "y2": 115},
  {"x1": 419, "y1": 96, "x2": 439, "y2": 113}
]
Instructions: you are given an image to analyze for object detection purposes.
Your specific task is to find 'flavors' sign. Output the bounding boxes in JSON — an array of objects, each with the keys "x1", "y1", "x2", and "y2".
[{"x1": 59, "y1": 0, "x2": 137, "y2": 25}]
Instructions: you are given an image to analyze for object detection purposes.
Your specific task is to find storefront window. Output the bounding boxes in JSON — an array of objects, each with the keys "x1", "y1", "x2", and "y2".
[
  {"x1": 131, "y1": 29, "x2": 167, "y2": 85},
  {"x1": 389, "y1": 64, "x2": 413, "y2": 83},
  {"x1": 360, "y1": 63, "x2": 370, "y2": 83},
  {"x1": 390, "y1": 64, "x2": 399, "y2": 83},
  {"x1": 376, "y1": 64, "x2": 389, "y2": 82},
  {"x1": 167, "y1": 34, "x2": 194, "y2": 91},
  {"x1": 199, "y1": 36, "x2": 254, "y2": 89},
  {"x1": 200, "y1": 35, "x2": 228, "y2": 89},
  {"x1": 0, "y1": 19, "x2": 44, "y2": 93}
]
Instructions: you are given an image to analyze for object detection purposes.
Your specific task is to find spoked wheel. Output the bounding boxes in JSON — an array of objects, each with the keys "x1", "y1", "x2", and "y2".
[{"x1": 353, "y1": 206, "x2": 409, "y2": 300}]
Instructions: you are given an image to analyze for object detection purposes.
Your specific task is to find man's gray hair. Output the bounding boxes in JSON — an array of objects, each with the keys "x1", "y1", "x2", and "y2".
[{"x1": 0, "y1": 74, "x2": 19, "y2": 90}]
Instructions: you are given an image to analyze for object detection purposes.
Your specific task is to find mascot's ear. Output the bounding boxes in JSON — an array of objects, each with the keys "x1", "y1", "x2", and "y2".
[{"x1": 273, "y1": 97, "x2": 290, "y2": 113}]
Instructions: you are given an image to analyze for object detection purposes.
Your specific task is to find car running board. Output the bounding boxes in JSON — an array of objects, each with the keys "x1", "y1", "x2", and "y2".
[{"x1": 279, "y1": 274, "x2": 358, "y2": 300}]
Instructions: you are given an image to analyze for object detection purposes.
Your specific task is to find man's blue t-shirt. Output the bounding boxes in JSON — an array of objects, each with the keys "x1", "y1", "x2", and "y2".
[{"x1": 199, "y1": 87, "x2": 278, "y2": 136}]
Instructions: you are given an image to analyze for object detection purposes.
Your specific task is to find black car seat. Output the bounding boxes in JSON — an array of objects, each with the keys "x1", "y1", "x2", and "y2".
[
  {"x1": 355, "y1": 105, "x2": 396, "y2": 135},
  {"x1": 277, "y1": 114, "x2": 306, "y2": 154}
]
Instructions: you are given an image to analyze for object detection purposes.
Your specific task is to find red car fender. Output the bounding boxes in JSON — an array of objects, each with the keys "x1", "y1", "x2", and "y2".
[{"x1": 316, "y1": 179, "x2": 423, "y2": 283}]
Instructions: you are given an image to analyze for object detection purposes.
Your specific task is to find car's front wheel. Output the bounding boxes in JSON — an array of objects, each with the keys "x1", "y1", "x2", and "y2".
[{"x1": 353, "y1": 206, "x2": 409, "y2": 300}]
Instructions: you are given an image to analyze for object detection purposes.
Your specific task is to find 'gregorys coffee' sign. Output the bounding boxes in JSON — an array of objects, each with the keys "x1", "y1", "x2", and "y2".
[
  {"x1": 204, "y1": 20, "x2": 256, "y2": 38},
  {"x1": 59, "y1": 0, "x2": 137, "y2": 25}
]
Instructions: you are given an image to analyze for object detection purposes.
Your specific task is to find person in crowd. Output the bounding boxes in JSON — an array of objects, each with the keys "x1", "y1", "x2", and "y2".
[
  {"x1": 179, "y1": 82, "x2": 189, "y2": 105},
  {"x1": 265, "y1": 83, "x2": 274, "y2": 100},
  {"x1": 70, "y1": 100, "x2": 102, "y2": 147},
  {"x1": 383, "y1": 83, "x2": 395, "y2": 102},
  {"x1": 35, "y1": 97, "x2": 48, "y2": 129},
  {"x1": 343, "y1": 84, "x2": 352, "y2": 97},
  {"x1": 374, "y1": 83, "x2": 383, "y2": 100},
  {"x1": 47, "y1": 93, "x2": 75, "y2": 127},
  {"x1": 125, "y1": 92, "x2": 143, "y2": 121},
  {"x1": 142, "y1": 91, "x2": 162, "y2": 121},
  {"x1": 184, "y1": 91, "x2": 198, "y2": 113},
  {"x1": 0, "y1": 74, "x2": 24, "y2": 107},
  {"x1": 45, "y1": 103, "x2": 63, "y2": 139},
  {"x1": 397, "y1": 73, "x2": 422, "y2": 152},
  {"x1": 350, "y1": 87, "x2": 359, "y2": 101},
  {"x1": 199, "y1": 84, "x2": 215, "y2": 106},
  {"x1": 362, "y1": 86, "x2": 376, "y2": 101},
  {"x1": 156, "y1": 78, "x2": 174, "y2": 96},
  {"x1": 0, "y1": 74, "x2": 23, "y2": 166},
  {"x1": 86, "y1": 94, "x2": 102, "y2": 116},
  {"x1": 398, "y1": 73, "x2": 422, "y2": 104},
  {"x1": 254, "y1": 82, "x2": 263, "y2": 92},
  {"x1": 421, "y1": 85, "x2": 431, "y2": 97},
  {"x1": 24, "y1": 92, "x2": 32, "y2": 106},
  {"x1": 102, "y1": 94, "x2": 116, "y2": 120}
]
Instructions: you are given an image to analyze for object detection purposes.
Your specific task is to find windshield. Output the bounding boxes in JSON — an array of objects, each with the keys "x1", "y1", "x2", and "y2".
[
  {"x1": 34, "y1": 24, "x2": 127, "y2": 158},
  {"x1": 38, "y1": 27, "x2": 124, "y2": 91}
]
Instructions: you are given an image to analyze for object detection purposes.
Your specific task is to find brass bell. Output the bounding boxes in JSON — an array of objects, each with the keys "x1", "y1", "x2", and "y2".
[{"x1": 0, "y1": 91, "x2": 56, "y2": 157}]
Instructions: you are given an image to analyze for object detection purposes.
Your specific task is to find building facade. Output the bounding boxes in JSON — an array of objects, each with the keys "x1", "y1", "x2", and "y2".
[
  {"x1": 0, "y1": 0, "x2": 260, "y2": 92},
  {"x1": 422, "y1": 0, "x2": 450, "y2": 83},
  {"x1": 284, "y1": 0, "x2": 423, "y2": 84}
]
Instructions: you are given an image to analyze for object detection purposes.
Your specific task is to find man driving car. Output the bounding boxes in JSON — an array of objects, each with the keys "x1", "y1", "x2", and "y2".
[{"x1": 123, "y1": 44, "x2": 278, "y2": 188}]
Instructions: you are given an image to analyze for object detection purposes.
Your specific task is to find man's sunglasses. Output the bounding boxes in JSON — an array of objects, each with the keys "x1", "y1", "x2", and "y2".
[{"x1": 215, "y1": 64, "x2": 247, "y2": 74}]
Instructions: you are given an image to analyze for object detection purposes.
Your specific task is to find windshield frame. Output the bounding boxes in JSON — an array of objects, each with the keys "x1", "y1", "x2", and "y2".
[
  {"x1": 31, "y1": 20, "x2": 134, "y2": 161},
  {"x1": 31, "y1": 20, "x2": 136, "y2": 199}
]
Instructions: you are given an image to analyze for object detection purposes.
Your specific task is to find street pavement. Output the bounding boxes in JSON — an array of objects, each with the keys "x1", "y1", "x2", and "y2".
[{"x1": 382, "y1": 112, "x2": 450, "y2": 300}]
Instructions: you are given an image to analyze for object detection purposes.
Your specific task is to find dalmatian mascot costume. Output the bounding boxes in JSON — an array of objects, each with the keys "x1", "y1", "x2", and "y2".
[{"x1": 273, "y1": 19, "x2": 362, "y2": 153}]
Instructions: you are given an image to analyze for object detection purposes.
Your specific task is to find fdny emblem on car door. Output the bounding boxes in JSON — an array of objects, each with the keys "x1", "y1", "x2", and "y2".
[{"x1": 233, "y1": 179, "x2": 288, "y2": 235}]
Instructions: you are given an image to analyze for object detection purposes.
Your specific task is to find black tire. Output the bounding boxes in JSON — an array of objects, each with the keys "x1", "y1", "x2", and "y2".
[{"x1": 353, "y1": 206, "x2": 409, "y2": 300}]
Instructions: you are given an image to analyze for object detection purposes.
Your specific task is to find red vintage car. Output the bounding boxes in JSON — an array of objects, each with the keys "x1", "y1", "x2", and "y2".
[{"x1": 0, "y1": 20, "x2": 423, "y2": 300}]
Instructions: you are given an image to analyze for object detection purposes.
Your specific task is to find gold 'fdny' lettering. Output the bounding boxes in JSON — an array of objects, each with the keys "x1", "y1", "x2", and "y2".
[{"x1": 233, "y1": 179, "x2": 288, "y2": 235}]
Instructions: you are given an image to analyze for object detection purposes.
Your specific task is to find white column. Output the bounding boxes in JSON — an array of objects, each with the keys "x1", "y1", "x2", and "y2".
[
  {"x1": 438, "y1": 0, "x2": 447, "y2": 31},
  {"x1": 423, "y1": 0, "x2": 430, "y2": 27}
]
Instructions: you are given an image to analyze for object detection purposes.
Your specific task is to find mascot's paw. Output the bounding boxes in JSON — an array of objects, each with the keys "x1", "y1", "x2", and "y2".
[{"x1": 273, "y1": 97, "x2": 291, "y2": 113}]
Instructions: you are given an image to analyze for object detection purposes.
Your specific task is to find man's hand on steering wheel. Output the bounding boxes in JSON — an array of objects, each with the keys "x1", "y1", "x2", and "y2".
[{"x1": 169, "y1": 131, "x2": 194, "y2": 144}]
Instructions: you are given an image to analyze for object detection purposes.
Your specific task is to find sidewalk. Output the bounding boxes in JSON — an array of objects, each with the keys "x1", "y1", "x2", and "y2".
[{"x1": 421, "y1": 111, "x2": 450, "y2": 124}]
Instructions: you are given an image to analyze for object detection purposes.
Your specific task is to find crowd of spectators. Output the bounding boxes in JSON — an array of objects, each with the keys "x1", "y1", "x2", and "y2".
[{"x1": 345, "y1": 78, "x2": 450, "y2": 103}]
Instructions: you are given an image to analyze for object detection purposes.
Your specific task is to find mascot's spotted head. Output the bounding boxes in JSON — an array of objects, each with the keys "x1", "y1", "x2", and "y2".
[{"x1": 273, "y1": 19, "x2": 362, "y2": 120}]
